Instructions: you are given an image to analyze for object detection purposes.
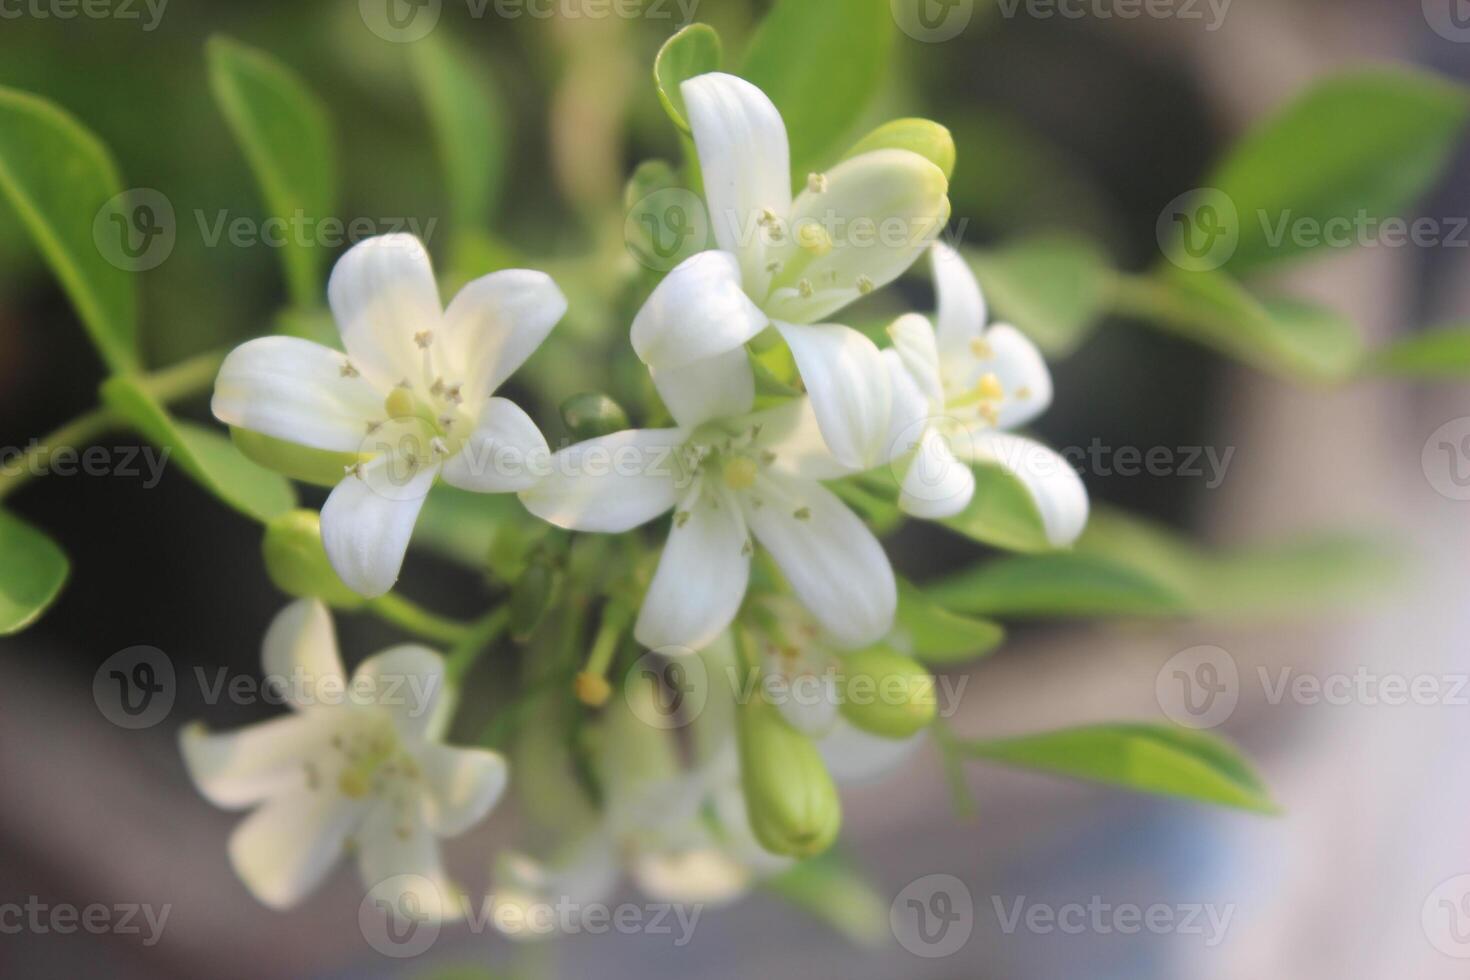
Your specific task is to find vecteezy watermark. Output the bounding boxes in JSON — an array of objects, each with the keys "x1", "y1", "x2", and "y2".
[
  {"x1": 1158, "y1": 645, "x2": 1470, "y2": 729},
  {"x1": 1422, "y1": 417, "x2": 1470, "y2": 501},
  {"x1": 991, "y1": 896, "x2": 1235, "y2": 947},
  {"x1": 94, "y1": 188, "x2": 176, "y2": 273},
  {"x1": 93, "y1": 646, "x2": 441, "y2": 730},
  {"x1": 891, "y1": 874, "x2": 974, "y2": 958},
  {"x1": 890, "y1": 0, "x2": 977, "y2": 43},
  {"x1": 624, "y1": 648, "x2": 707, "y2": 730},
  {"x1": 1158, "y1": 187, "x2": 1470, "y2": 271},
  {"x1": 0, "y1": 0, "x2": 167, "y2": 31},
  {"x1": 727, "y1": 663, "x2": 968, "y2": 719},
  {"x1": 359, "y1": 0, "x2": 700, "y2": 43},
  {"x1": 1424, "y1": 0, "x2": 1470, "y2": 43},
  {"x1": 0, "y1": 897, "x2": 171, "y2": 946},
  {"x1": 624, "y1": 187, "x2": 713, "y2": 273},
  {"x1": 994, "y1": 0, "x2": 1232, "y2": 31},
  {"x1": 0, "y1": 443, "x2": 170, "y2": 487},
  {"x1": 359, "y1": 874, "x2": 702, "y2": 958},
  {"x1": 1424, "y1": 875, "x2": 1470, "y2": 958}
]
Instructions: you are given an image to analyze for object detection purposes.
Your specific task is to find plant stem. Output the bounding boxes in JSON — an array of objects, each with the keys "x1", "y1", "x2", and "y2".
[
  {"x1": 446, "y1": 607, "x2": 510, "y2": 685},
  {"x1": 368, "y1": 592, "x2": 475, "y2": 646}
]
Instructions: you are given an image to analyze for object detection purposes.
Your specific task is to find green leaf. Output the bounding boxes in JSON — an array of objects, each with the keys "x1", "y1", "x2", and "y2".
[
  {"x1": 207, "y1": 35, "x2": 334, "y2": 309},
  {"x1": 895, "y1": 578, "x2": 1004, "y2": 665},
  {"x1": 410, "y1": 33, "x2": 507, "y2": 231},
  {"x1": 654, "y1": 23, "x2": 722, "y2": 133},
  {"x1": 1209, "y1": 69, "x2": 1470, "y2": 273},
  {"x1": 940, "y1": 462, "x2": 1052, "y2": 554},
  {"x1": 968, "y1": 235, "x2": 1111, "y2": 356},
  {"x1": 766, "y1": 853, "x2": 888, "y2": 945},
  {"x1": 0, "y1": 510, "x2": 69, "y2": 635},
  {"x1": 741, "y1": 0, "x2": 894, "y2": 179},
  {"x1": 959, "y1": 723, "x2": 1277, "y2": 814},
  {"x1": 100, "y1": 377, "x2": 295, "y2": 522},
  {"x1": 1364, "y1": 327, "x2": 1470, "y2": 378},
  {"x1": 928, "y1": 552, "x2": 1189, "y2": 619},
  {"x1": 0, "y1": 87, "x2": 137, "y2": 372},
  {"x1": 842, "y1": 118, "x2": 956, "y2": 180}
]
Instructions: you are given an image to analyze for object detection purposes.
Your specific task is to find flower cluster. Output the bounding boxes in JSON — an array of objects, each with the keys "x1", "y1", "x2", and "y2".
[{"x1": 182, "y1": 72, "x2": 1086, "y2": 923}]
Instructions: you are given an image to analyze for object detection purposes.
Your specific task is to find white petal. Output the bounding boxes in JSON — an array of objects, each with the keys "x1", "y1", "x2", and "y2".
[
  {"x1": 631, "y1": 848, "x2": 751, "y2": 906},
  {"x1": 932, "y1": 241, "x2": 986, "y2": 357},
  {"x1": 985, "y1": 324, "x2": 1054, "y2": 429},
  {"x1": 212, "y1": 336, "x2": 384, "y2": 453},
  {"x1": 441, "y1": 269, "x2": 567, "y2": 404},
  {"x1": 765, "y1": 150, "x2": 950, "y2": 324},
  {"x1": 357, "y1": 803, "x2": 462, "y2": 922},
  {"x1": 745, "y1": 473, "x2": 896, "y2": 648},
  {"x1": 963, "y1": 432, "x2": 1088, "y2": 547},
  {"x1": 351, "y1": 644, "x2": 448, "y2": 745},
  {"x1": 321, "y1": 456, "x2": 440, "y2": 598},
  {"x1": 417, "y1": 743, "x2": 508, "y2": 837},
  {"x1": 328, "y1": 235, "x2": 443, "y2": 389},
  {"x1": 763, "y1": 643, "x2": 842, "y2": 737},
  {"x1": 178, "y1": 714, "x2": 331, "y2": 809},
  {"x1": 260, "y1": 599, "x2": 346, "y2": 710},
  {"x1": 228, "y1": 788, "x2": 364, "y2": 910},
  {"x1": 748, "y1": 398, "x2": 853, "y2": 482},
  {"x1": 651, "y1": 346, "x2": 754, "y2": 430},
  {"x1": 519, "y1": 428, "x2": 684, "y2": 534},
  {"x1": 630, "y1": 251, "x2": 769, "y2": 371},
  {"x1": 441, "y1": 397, "x2": 550, "y2": 493},
  {"x1": 883, "y1": 347, "x2": 937, "y2": 467},
  {"x1": 682, "y1": 73, "x2": 792, "y2": 298},
  {"x1": 634, "y1": 482, "x2": 751, "y2": 654},
  {"x1": 819, "y1": 720, "x2": 925, "y2": 786},
  {"x1": 775, "y1": 322, "x2": 893, "y2": 470},
  {"x1": 898, "y1": 427, "x2": 976, "y2": 520},
  {"x1": 886, "y1": 313, "x2": 943, "y2": 405}
]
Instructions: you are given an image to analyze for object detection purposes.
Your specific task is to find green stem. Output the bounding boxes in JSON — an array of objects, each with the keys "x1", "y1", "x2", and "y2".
[
  {"x1": 932, "y1": 718, "x2": 977, "y2": 821},
  {"x1": 368, "y1": 592, "x2": 474, "y2": 646},
  {"x1": 0, "y1": 348, "x2": 226, "y2": 502},
  {"x1": 446, "y1": 607, "x2": 510, "y2": 685}
]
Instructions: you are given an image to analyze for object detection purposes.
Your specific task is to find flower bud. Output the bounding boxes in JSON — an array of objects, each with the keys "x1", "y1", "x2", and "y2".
[
  {"x1": 735, "y1": 698, "x2": 841, "y2": 858},
  {"x1": 261, "y1": 510, "x2": 364, "y2": 609},
  {"x1": 841, "y1": 118, "x2": 956, "y2": 180},
  {"x1": 232, "y1": 427, "x2": 364, "y2": 488},
  {"x1": 560, "y1": 393, "x2": 630, "y2": 441},
  {"x1": 838, "y1": 646, "x2": 937, "y2": 739}
]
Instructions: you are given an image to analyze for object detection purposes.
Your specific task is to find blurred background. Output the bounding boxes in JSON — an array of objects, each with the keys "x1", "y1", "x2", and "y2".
[{"x1": 2, "y1": 0, "x2": 1469, "y2": 977}]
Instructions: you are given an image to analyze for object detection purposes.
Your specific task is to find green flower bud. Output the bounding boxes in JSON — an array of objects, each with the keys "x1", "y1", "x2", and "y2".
[
  {"x1": 838, "y1": 647, "x2": 937, "y2": 739},
  {"x1": 841, "y1": 118, "x2": 956, "y2": 181},
  {"x1": 261, "y1": 510, "x2": 364, "y2": 609},
  {"x1": 560, "y1": 393, "x2": 630, "y2": 441},
  {"x1": 232, "y1": 428, "x2": 365, "y2": 488},
  {"x1": 736, "y1": 698, "x2": 841, "y2": 858}
]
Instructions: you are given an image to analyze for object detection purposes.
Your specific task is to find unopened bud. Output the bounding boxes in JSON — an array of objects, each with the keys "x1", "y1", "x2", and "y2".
[
  {"x1": 262, "y1": 510, "x2": 364, "y2": 609},
  {"x1": 736, "y1": 698, "x2": 841, "y2": 858},
  {"x1": 838, "y1": 647, "x2": 937, "y2": 739},
  {"x1": 560, "y1": 393, "x2": 630, "y2": 441}
]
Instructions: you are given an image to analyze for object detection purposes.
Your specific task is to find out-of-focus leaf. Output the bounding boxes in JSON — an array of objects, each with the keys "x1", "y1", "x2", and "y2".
[
  {"x1": 741, "y1": 0, "x2": 894, "y2": 179},
  {"x1": 207, "y1": 35, "x2": 334, "y2": 308},
  {"x1": 1208, "y1": 69, "x2": 1470, "y2": 273},
  {"x1": 959, "y1": 723, "x2": 1278, "y2": 814},
  {"x1": 941, "y1": 462, "x2": 1052, "y2": 554},
  {"x1": 410, "y1": 33, "x2": 507, "y2": 231},
  {"x1": 968, "y1": 235, "x2": 1111, "y2": 356},
  {"x1": 654, "y1": 23, "x2": 722, "y2": 133},
  {"x1": 0, "y1": 87, "x2": 137, "y2": 372},
  {"x1": 766, "y1": 853, "x2": 888, "y2": 946},
  {"x1": 100, "y1": 377, "x2": 295, "y2": 522},
  {"x1": 929, "y1": 551, "x2": 1188, "y2": 619},
  {"x1": 622, "y1": 158, "x2": 712, "y2": 275},
  {"x1": 842, "y1": 118, "x2": 955, "y2": 179},
  {"x1": 1364, "y1": 327, "x2": 1470, "y2": 378},
  {"x1": 0, "y1": 510, "x2": 69, "y2": 635},
  {"x1": 895, "y1": 578, "x2": 1004, "y2": 664},
  {"x1": 415, "y1": 485, "x2": 520, "y2": 568}
]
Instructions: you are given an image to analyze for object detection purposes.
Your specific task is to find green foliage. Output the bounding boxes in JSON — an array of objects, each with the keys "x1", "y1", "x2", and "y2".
[
  {"x1": 654, "y1": 23, "x2": 722, "y2": 133},
  {"x1": 940, "y1": 462, "x2": 1053, "y2": 553},
  {"x1": 1208, "y1": 69, "x2": 1470, "y2": 273},
  {"x1": 968, "y1": 235, "x2": 1111, "y2": 356},
  {"x1": 929, "y1": 551, "x2": 1190, "y2": 619},
  {"x1": 410, "y1": 32, "x2": 507, "y2": 233},
  {"x1": 1364, "y1": 327, "x2": 1470, "y2": 378},
  {"x1": 894, "y1": 578, "x2": 1004, "y2": 665},
  {"x1": 101, "y1": 377, "x2": 295, "y2": 523},
  {"x1": 206, "y1": 35, "x2": 334, "y2": 309},
  {"x1": 741, "y1": 0, "x2": 894, "y2": 180},
  {"x1": 0, "y1": 87, "x2": 137, "y2": 372},
  {"x1": 0, "y1": 510, "x2": 68, "y2": 635},
  {"x1": 959, "y1": 724, "x2": 1277, "y2": 813},
  {"x1": 766, "y1": 853, "x2": 888, "y2": 945}
]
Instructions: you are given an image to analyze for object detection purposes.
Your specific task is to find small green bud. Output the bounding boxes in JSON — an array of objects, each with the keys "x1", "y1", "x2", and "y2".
[
  {"x1": 262, "y1": 510, "x2": 364, "y2": 609},
  {"x1": 838, "y1": 647, "x2": 938, "y2": 739},
  {"x1": 736, "y1": 697, "x2": 841, "y2": 858},
  {"x1": 560, "y1": 393, "x2": 630, "y2": 441},
  {"x1": 232, "y1": 428, "x2": 365, "y2": 488},
  {"x1": 842, "y1": 118, "x2": 956, "y2": 181}
]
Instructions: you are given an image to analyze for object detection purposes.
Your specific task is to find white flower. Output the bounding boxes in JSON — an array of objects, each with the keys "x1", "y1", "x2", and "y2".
[
  {"x1": 632, "y1": 72, "x2": 951, "y2": 471},
  {"x1": 178, "y1": 600, "x2": 507, "y2": 919},
  {"x1": 884, "y1": 242, "x2": 1089, "y2": 546},
  {"x1": 213, "y1": 234, "x2": 567, "y2": 597},
  {"x1": 520, "y1": 374, "x2": 896, "y2": 652}
]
